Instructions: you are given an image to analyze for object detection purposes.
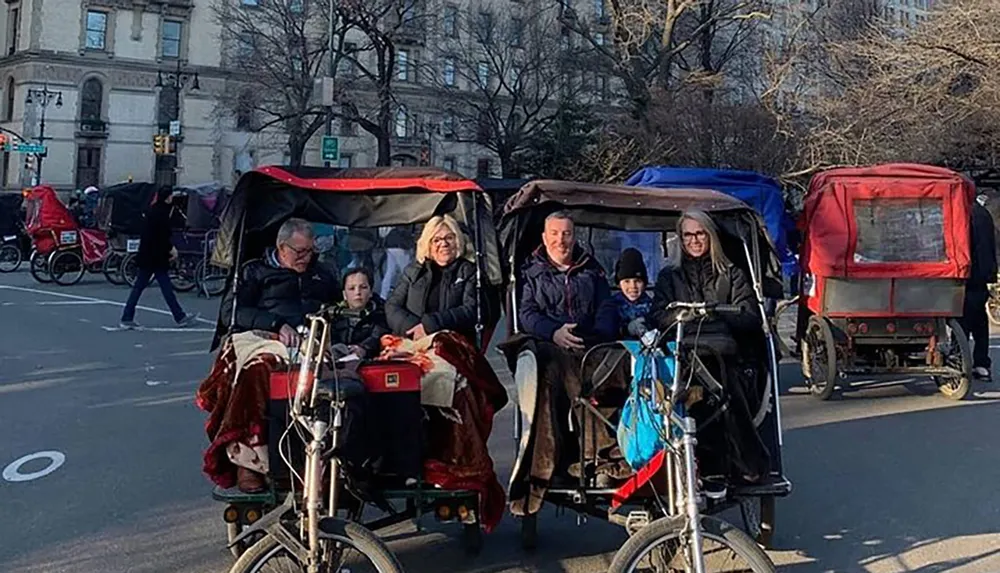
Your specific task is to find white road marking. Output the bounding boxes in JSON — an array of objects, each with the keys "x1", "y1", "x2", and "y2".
[
  {"x1": 0, "y1": 284, "x2": 214, "y2": 324},
  {"x1": 35, "y1": 300, "x2": 106, "y2": 306},
  {"x1": 101, "y1": 326, "x2": 214, "y2": 333},
  {"x1": 145, "y1": 380, "x2": 169, "y2": 386},
  {"x1": 2, "y1": 451, "x2": 66, "y2": 483}
]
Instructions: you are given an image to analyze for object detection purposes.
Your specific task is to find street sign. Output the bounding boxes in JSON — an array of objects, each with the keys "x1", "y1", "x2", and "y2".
[
  {"x1": 169, "y1": 120, "x2": 181, "y2": 136},
  {"x1": 321, "y1": 136, "x2": 339, "y2": 162},
  {"x1": 10, "y1": 142, "x2": 46, "y2": 154}
]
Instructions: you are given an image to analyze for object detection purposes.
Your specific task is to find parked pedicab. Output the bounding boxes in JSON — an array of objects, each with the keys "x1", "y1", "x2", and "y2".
[
  {"x1": 0, "y1": 193, "x2": 29, "y2": 272},
  {"x1": 24, "y1": 186, "x2": 107, "y2": 285},
  {"x1": 95, "y1": 181, "x2": 158, "y2": 285},
  {"x1": 797, "y1": 163, "x2": 976, "y2": 400},
  {"x1": 203, "y1": 166, "x2": 506, "y2": 570},
  {"x1": 498, "y1": 180, "x2": 789, "y2": 571}
]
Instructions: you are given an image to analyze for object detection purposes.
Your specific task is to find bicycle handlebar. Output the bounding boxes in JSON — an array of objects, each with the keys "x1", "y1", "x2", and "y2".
[{"x1": 665, "y1": 301, "x2": 743, "y2": 316}]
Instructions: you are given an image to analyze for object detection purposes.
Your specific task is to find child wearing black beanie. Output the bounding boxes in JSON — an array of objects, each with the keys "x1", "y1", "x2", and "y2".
[{"x1": 613, "y1": 248, "x2": 653, "y2": 338}]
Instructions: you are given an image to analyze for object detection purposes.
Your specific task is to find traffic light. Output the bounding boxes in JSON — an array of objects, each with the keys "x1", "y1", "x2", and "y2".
[
  {"x1": 153, "y1": 134, "x2": 168, "y2": 155},
  {"x1": 24, "y1": 154, "x2": 35, "y2": 172},
  {"x1": 0, "y1": 134, "x2": 8, "y2": 151}
]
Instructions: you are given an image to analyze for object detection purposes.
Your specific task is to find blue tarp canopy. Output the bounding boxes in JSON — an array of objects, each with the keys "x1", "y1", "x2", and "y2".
[{"x1": 625, "y1": 167, "x2": 796, "y2": 276}]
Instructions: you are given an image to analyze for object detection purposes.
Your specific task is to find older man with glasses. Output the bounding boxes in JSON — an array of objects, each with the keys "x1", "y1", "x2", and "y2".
[{"x1": 219, "y1": 217, "x2": 340, "y2": 347}]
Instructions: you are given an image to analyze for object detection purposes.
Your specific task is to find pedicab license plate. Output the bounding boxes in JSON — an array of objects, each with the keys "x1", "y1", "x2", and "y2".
[
  {"x1": 60, "y1": 231, "x2": 77, "y2": 244},
  {"x1": 127, "y1": 239, "x2": 140, "y2": 253}
]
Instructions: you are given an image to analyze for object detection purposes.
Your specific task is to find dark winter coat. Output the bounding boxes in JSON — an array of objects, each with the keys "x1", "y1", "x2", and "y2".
[
  {"x1": 329, "y1": 295, "x2": 391, "y2": 357},
  {"x1": 219, "y1": 248, "x2": 341, "y2": 333},
  {"x1": 135, "y1": 203, "x2": 175, "y2": 271},
  {"x1": 649, "y1": 254, "x2": 761, "y2": 338},
  {"x1": 969, "y1": 202, "x2": 998, "y2": 289},
  {"x1": 385, "y1": 258, "x2": 479, "y2": 342},
  {"x1": 518, "y1": 245, "x2": 618, "y2": 346}
]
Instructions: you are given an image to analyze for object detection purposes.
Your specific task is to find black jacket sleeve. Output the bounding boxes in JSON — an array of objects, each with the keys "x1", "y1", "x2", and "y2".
[
  {"x1": 724, "y1": 265, "x2": 763, "y2": 333},
  {"x1": 971, "y1": 204, "x2": 998, "y2": 286},
  {"x1": 423, "y1": 261, "x2": 478, "y2": 334},
  {"x1": 649, "y1": 267, "x2": 678, "y2": 330},
  {"x1": 385, "y1": 264, "x2": 423, "y2": 334},
  {"x1": 360, "y1": 304, "x2": 391, "y2": 356},
  {"x1": 218, "y1": 262, "x2": 285, "y2": 333}
]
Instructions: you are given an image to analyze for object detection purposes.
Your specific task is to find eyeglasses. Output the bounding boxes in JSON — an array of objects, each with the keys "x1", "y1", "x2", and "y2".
[
  {"x1": 682, "y1": 231, "x2": 708, "y2": 243},
  {"x1": 432, "y1": 234, "x2": 457, "y2": 246},
  {"x1": 282, "y1": 243, "x2": 315, "y2": 258}
]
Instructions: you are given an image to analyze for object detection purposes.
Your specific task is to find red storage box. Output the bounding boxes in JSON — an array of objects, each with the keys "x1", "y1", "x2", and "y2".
[
  {"x1": 268, "y1": 369, "x2": 315, "y2": 401},
  {"x1": 358, "y1": 360, "x2": 424, "y2": 482},
  {"x1": 358, "y1": 361, "x2": 422, "y2": 393}
]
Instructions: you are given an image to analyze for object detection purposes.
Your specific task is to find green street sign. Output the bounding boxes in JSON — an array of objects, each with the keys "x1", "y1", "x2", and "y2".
[
  {"x1": 321, "y1": 136, "x2": 339, "y2": 162},
  {"x1": 9, "y1": 142, "x2": 46, "y2": 154}
]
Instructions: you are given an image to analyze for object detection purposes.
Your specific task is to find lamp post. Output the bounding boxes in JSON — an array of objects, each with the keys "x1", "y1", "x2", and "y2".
[
  {"x1": 153, "y1": 59, "x2": 199, "y2": 186},
  {"x1": 24, "y1": 83, "x2": 63, "y2": 184}
]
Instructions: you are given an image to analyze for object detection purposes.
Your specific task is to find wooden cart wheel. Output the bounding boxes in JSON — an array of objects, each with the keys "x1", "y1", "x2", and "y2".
[
  {"x1": 802, "y1": 316, "x2": 837, "y2": 400},
  {"x1": 521, "y1": 513, "x2": 538, "y2": 552},
  {"x1": 937, "y1": 319, "x2": 972, "y2": 401}
]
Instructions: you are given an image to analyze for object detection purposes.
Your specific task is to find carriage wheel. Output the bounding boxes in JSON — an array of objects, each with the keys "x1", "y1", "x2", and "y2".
[
  {"x1": 802, "y1": 316, "x2": 837, "y2": 400},
  {"x1": 29, "y1": 250, "x2": 52, "y2": 283},
  {"x1": 195, "y1": 258, "x2": 228, "y2": 297},
  {"x1": 169, "y1": 256, "x2": 197, "y2": 292},
  {"x1": 121, "y1": 253, "x2": 139, "y2": 287},
  {"x1": 0, "y1": 243, "x2": 22, "y2": 272},
  {"x1": 102, "y1": 251, "x2": 126, "y2": 285},
  {"x1": 937, "y1": 319, "x2": 972, "y2": 401},
  {"x1": 520, "y1": 512, "x2": 538, "y2": 552},
  {"x1": 987, "y1": 295, "x2": 1000, "y2": 327},
  {"x1": 740, "y1": 496, "x2": 776, "y2": 549},
  {"x1": 50, "y1": 250, "x2": 85, "y2": 286}
]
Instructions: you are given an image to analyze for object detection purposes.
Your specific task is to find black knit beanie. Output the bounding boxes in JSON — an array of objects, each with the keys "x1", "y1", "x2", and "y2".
[{"x1": 615, "y1": 248, "x2": 648, "y2": 283}]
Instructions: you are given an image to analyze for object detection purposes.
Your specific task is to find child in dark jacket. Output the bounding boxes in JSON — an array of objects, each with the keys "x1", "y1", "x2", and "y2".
[{"x1": 613, "y1": 248, "x2": 653, "y2": 338}]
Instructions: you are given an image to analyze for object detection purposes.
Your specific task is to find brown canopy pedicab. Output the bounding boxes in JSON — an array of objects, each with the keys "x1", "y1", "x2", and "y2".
[{"x1": 797, "y1": 163, "x2": 976, "y2": 400}]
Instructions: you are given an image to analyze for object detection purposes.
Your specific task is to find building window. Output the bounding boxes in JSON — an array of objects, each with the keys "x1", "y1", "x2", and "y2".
[
  {"x1": 594, "y1": 0, "x2": 606, "y2": 19},
  {"x1": 161, "y1": 20, "x2": 182, "y2": 58},
  {"x1": 442, "y1": 156, "x2": 456, "y2": 172},
  {"x1": 511, "y1": 18, "x2": 522, "y2": 46},
  {"x1": 7, "y1": 7, "x2": 19, "y2": 56},
  {"x1": 85, "y1": 11, "x2": 107, "y2": 50},
  {"x1": 339, "y1": 42, "x2": 357, "y2": 78},
  {"x1": 289, "y1": 0, "x2": 304, "y2": 13},
  {"x1": 338, "y1": 154, "x2": 353, "y2": 168},
  {"x1": 397, "y1": 49, "x2": 409, "y2": 81},
  {"x1": 442, "y1": 5, "x2": 457, "y2": 38},
  {"x1": 241, "y1": 0, "x2": 259, "y2": 5},
  {"x1": 476, "y1": 62, "x2": 489, "y2": 88},
  {"x1": 476, "y1": 158, "x2": 491, "y2": 178},
  {"x1": 5, "y1": 77, "x2": 14, "y2": 121},
  {"x1": 236, "y1": 91, "x2": 254, "y2": 130},
  {"x1": 477, "y1": 11, "x2": 492, "y2": 42},
  {"x1": 394, "y1": 107, "x2": 408, "y2": 138},
  {"x1": 339, "y1": 104, "x2": 356, "y2": 135},
  {"x1": 80, "y1": 78, "x2": 103, "y2": 121},
  {"x1": 443, "y1": 58, "x2": 455, "y2": 86},
  {"x1": 75, "y1": 146, "x2": 102, "y2": 189}
]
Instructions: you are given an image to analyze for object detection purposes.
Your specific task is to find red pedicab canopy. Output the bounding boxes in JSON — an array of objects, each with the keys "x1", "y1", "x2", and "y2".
[
  {"x1": 25, "y1": 186, "x2": 80, "y2": 255},
  {"x1": 801, "y1": 163, "x2": 974, "y2": 280}
]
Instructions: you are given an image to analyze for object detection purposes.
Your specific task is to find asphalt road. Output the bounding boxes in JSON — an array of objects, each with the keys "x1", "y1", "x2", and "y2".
[{"x1": 2, "y1": 270, "x2": 1000, "y2": 573}]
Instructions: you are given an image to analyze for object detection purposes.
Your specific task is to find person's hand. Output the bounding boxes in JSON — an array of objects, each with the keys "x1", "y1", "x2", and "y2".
[
  {"x1": 627, "y1": 317, "x2": 648, "y2": 338},
  {"x1": 553, "y1": 323, "x2": 584, "y2": 350},
  {"x1": 348, "y1": 345, "x2": 366, "y2": 359},
  {"x1": 278, "y1": 324, "x2": 300, "y2": 348},
  {"x1": 169, "y1": 246, "x2": 178, "y2": 261},
  {"x1": 406, "y1": 323, "x2": 428, "y2": 340}
]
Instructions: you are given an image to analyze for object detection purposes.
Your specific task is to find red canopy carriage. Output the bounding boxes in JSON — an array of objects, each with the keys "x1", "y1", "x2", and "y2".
[{"x1": 24, "y1": 186, "x2": 107, "y2": 284}]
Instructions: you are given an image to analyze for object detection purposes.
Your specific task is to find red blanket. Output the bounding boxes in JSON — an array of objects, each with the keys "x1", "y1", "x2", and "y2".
[{"x1": 382, "y1": 332, "x2": 509, "y2": 532}]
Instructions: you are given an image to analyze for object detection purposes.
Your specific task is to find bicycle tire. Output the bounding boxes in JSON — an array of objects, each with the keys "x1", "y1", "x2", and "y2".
[
  {"x1": 230, "y1": 518, "x2": 403, "y2": 573},
  {"x1": 50, "y1": 250, "x2": 85, "y2": 286},
  {"x1": 29, "y1": 250, "x2": 52, "y2": 283},
  {"x1": 170, "y1": 256, "x2": 197, "y2": 292},
  {"x1": 608, "y1": 515, "x2": 776, "y2": 573},
  {"x1": 102, "y1": 251, "x2": 126, "y2": 285},
  {"x1": 121, "y1": 253, "x2": 138, "y2": 287},
  {"x1": 0, "y1": 243, "x2": 21, "y2": 272}
]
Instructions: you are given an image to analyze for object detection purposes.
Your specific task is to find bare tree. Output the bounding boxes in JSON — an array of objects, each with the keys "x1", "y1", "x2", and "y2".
[
  {"x1": 436, "y1": 4, "x2": 577, "y2": 177},
  {"x1": 214, "y1": 0, "x2": 344, "y2": 165}
]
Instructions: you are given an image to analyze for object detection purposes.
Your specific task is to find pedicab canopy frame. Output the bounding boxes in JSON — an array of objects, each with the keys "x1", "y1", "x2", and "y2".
[
  {"x1": 211, "y1": 165, "x2": 503, "y2": 345},
  {"x1": 96, "y1": 182, "x2": 159, "y2": 236},
  {"x1": 800, "y1": 163, "x2": 974, "y2": 317}
]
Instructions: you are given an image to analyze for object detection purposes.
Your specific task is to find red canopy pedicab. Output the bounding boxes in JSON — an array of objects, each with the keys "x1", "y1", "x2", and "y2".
[
  {"x1": 797, "y1": 163, "x2": 976, "y2": 400},
  {"x1": 24, "y1": 185, "x2": 107, "y2": 285}
]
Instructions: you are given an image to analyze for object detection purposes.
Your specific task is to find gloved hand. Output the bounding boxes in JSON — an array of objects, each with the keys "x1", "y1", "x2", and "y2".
[{"x1": 627, "y1": 317, "x2": 648, "y2": 337}]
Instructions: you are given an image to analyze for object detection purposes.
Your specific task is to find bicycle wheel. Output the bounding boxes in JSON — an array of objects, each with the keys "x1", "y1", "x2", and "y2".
[
  {"x1": 230, "y1": 518, "x2": 403, "y2": 573},
  {"x1": 50, "y1": 250, "x2": 86, "y2": 286},
  {"x1": 121, "y1": 253, "x2": 139, "y2": 287},
  {"x1": 30, "y1": 250, "x2": 52, "y2": 283},
  {"x1": 0, "y1": 243, "x2": 21, "y2": 272},
  {"x1": 102, "y1": 251, "x2": 126, "y2": 285},
  {"x1": 170, "y1": 256, "x2": 196, "y2": 292},
  {"x1": 195, "y1": 258, "x2": 228, "y2": 297},
  {"x1": 608, "y1": 515, "x2": 776, "y2": 573}
]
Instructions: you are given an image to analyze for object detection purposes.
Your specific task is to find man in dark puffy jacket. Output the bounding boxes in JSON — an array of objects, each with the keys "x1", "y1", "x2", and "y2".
[
  {"x1": 964, "y1": 197, "x2": 998, "y2": 381},
  {"x1": 219, "y1": 218, "x2": 340, "y2": 347},
  {"x1": 518, "y1": 211, "x2": 618, "y2": 349}
]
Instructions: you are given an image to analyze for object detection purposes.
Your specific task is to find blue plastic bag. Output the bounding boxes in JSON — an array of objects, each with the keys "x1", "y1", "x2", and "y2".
[{"x1": 617, "y1": 342, "x2": 676, "y2": 470}]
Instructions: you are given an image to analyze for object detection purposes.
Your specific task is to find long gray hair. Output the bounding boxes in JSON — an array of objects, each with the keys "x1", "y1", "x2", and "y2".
[{"x1": 672, "y1": 209, "x2": 728, "y2": 275}]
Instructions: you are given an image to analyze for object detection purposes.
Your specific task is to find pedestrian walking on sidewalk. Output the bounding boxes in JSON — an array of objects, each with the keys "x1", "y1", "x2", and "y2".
[
  {"x1": 963, "y1": 195, "x2": 997, "y2": 381},
  {"x1": 119, "y1": 186, "x2": 199, "y2": 329}
]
